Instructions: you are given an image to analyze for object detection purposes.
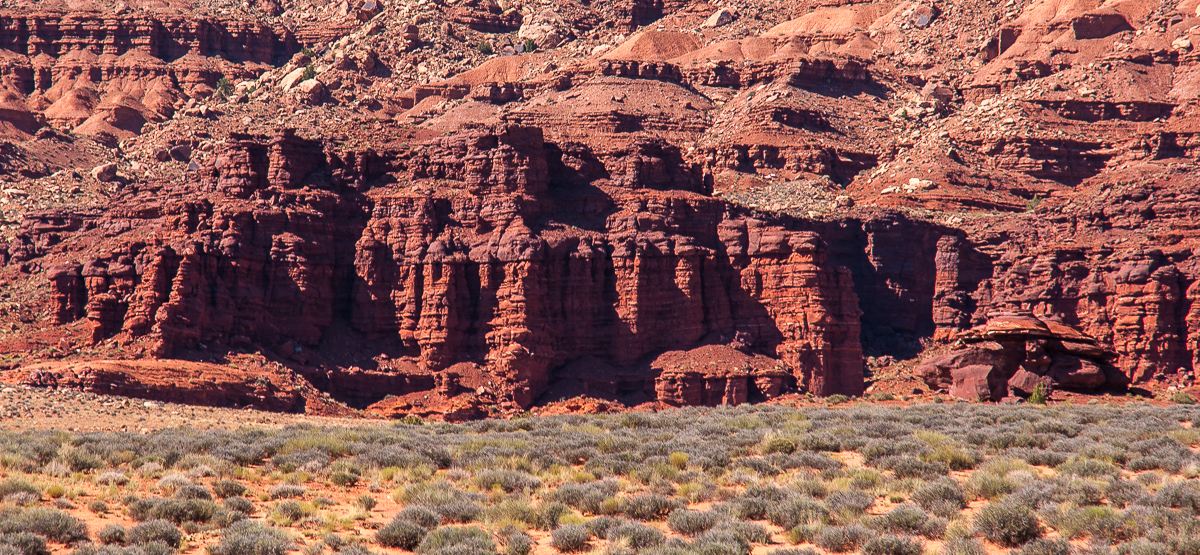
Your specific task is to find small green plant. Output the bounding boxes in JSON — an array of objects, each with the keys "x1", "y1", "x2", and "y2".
[
  {"x1": 331, "y1": 471, "x2": 359, "y2": 487},
  {"x1": 827, "y1": 394, "x2": 850, "y2": 405},
  {"x1": 301, "y1": 64, "x2": 316, "y2": 81},
  {"x1": 300, "y1": 47, "x2": 316, "y2": 57},
  {"x1": 215, "y1": 76, "x2": 233, "y2": 98},
  {"x1": 478, "y1": 41, "x2": 493, "y2": 55},
  {"x1": 869, "y1": 392, "x2": 897, "y2": 401},
  {"x1": 1171, "y1": 390, "x2": 1197, "y2": 404},
  {"x1": 1025, "y1": 195, "x2": 1043, "y2": 212},
  {"x1": 523, "y1": 39, "x2": 536, "y2": 52},
  {"x1": 1029, "y1": 383, "x2": 1049, "y2": 405}
]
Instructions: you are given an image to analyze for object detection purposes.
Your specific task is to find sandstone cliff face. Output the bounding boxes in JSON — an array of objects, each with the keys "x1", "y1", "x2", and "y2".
[{"x1": 18, "y1": 124, "x2": 922, "y2": 409}]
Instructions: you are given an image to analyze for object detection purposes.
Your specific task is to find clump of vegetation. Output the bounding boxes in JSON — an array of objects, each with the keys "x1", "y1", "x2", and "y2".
[
  {"x1": 376, "y1": 519, "x2": 426, "y2": 550},
  {"x1": 974, "y1": 503, "x2": 1043, "y2": 547}
]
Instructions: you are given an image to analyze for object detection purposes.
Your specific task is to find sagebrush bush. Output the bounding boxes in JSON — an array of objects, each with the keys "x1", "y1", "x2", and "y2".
[
  {"x1": 213, "y1": 480, "x2": 246, "y2": 499},
  {"x1": 668, "y1": 509, "x2": 723, "y2": 536},
  {"x1": 549, "y1": 525, "x2": 590, "y2": 553},
  {"x1": 209, "y1": 521, "x2": 294, "y2": 555},
  {"x1": 504, "y1": 533, "x2": 532, "y2": 555},
  {"x1": 96, "y1": 472, "x2": 129, "y2": 486},
  {"x1": 974, "y1": 503, "x2": 1043, "y2": 547},
  {"x1": 474, "y1": 470, "x2": 542, "y2": 493},
  {"x1": 621, "y1": 493, "x2": 681, "y2": 520},
  {"x1": 415, "y1": 526, "x2": 494, "y2": 555},
  {"x1": 0, "y1": 532, "x2": 49, "y2": 555},
  {"x1": 939, "y1": 538, "x2": 986, "y2": 555},
  {"x1": 767, "y1": 496, "x2": 828, "y2": 529},
  {"x1": 606, "y1": 521, "x2": 665, "y2": 550},
  {"x1": 0, "y1": 507, "x2": 89, "y2": 543},
  {"x1": 815, "y1": 525, "x2": 877, "y2": 553},
  {"x1": 1021, "y1": 538, "x2": 1073, "y2": 555},
  {"x1": 98, "y1": 525, "x2": 128, "y2": 545},
  {"x1": 224, "y1": 497, "x2": 254, "y2": 515},
  {"x1": 268, "y1": 485, "x2": 307, "y2": 500},
  {"x1": 128, "y1": 520, "x2": 182, "y2": 549},
  {"x1": 862, "y1": 535, "x2": 924, "y2": 555},
  {"x1": 376, "y1": 519, "x2": 426, "y2": 550},
  {"x1": 396, "y1": 506, "x2": 442, "y2": 529}
]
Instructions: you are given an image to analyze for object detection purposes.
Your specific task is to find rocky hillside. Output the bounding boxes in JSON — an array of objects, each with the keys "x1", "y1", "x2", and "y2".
[{"x1": 0, "y1": 0, "x2": 1199, "y2": 417}]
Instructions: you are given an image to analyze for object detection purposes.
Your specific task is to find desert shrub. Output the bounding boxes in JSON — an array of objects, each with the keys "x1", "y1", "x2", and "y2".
[
  {"x1": 0, "y1": 507, "x2": 89, "y2": 543},
  {"x1": 789, "y1": 478, "x2": 830, "y2": 499},
  {"x1": 224, "y1": 497, "x2": 254, "y2": 515},
  {"x1": 967, "y1": 471, "x2": 1017, "y2": 501},
  {"x1": 0, "y1": 480, "x2": 38, "y2": 499},
  {"x1": 862, "y1": 535, "x2": 924, "y2": 555},
  {"x1": 474, "y1": 470, "x2": 541, "y2": 493},
  {"x1": 889, "y1": 457, "x2": 950, "y2": 480},
  {"x1": 767, "y1": 496, "x2": 828, "y2": 529},
  {"x1": 1105, "y1": 480, "x2": 1146, "y2": 508},
  {"x1": 128, "y1": 497, "x2": 221, "y2": 524},
  {"x1": 330, "y1": 472, "x2": 358, "y2": 488},
  {"x1": 209, "y1": 521, "x2": 294, "y2": 555},
  {"x1": 97, "y1": 472, "x2": 129, "y2": 486},
  {"x1": 355, "y1": 495, "x2": 376, "y2": 511},
  {"x1": 1058, "y1": 459, "x2": 1120, "y2": 479},
  {"x1": 763, "y1": 437, "x2": 798, "y2": 455},
  {"x1": 606, "y1": 521, "x2": 665, "y2": 550},
  {"x1": 336, "y1": 546, "x2": 373, "y2": 555},
  {"x1": 268, "y1": 485, "x2": 306, "y2": 500},
  {"x1": 720, "y1": 497, "x2": 769, "y2": 521},
  {"x1": 1021, "y1": 538, "x2": 1072, "y2": 555},
  {"x1": 98, "y1": 525, "x2": 128, "y2": 545},
  {"x1": 547, "y1": 480, "x2": 617, "y2": 514},
  {"x1": 534, "y1": 502, "x2": 571, "y2": 531},
  {"x1": 174, "y1": 484, "x2": 212, "y2": 500},
  {"x1": 1148, "y1": 480, "x2": 1200, "y2": 512},
  {"x1": 128, "y1": 521, "x2": 182, "y2": 549},
  {"x1": 0, "y1": 533, "x2": 49, "y2": 555},
  {"x1": 912, "y1": 478, "x2": 966, "y2": 518},
  {"x1": 708, "y1": 521, "x2": 770, "y2": 544},
  {"x1": 668, "y1": 510, "x2": 723, "y2": 536},
  {"x1": 814, "y1": 525, "x2": 877, "y2": 553},
  {"x1": 3, "y1": 493, "x2": 38, "y2": 507},
  {"x1": 549, "y1": 525, "x2": 590, "y2": 553},
  {"x1": 415, "y1": 526, "x2": 495, "y2": 555},
  {"x1": 1113, "y1": 540, "x2": 1169, "y2": 555},
  {"x1": 974, "y1": 503, "x2": 1042, "y2": 547},
  {"x1": 271, "y1": 500, "x2": 312, "y2": 525},
  {"x1": 376, "y1": 519, "x2": 426, "y2": 550},
  {"x1": 826, "y1": 489, "x2": 874, "y2": 519},
  {"x1": 1171, "y1": 391, "x2": 1197, "y2": 405},
  {"x1": 868, "y1": 504, "x2": 930, "y2": 535},
  {"x1": 621, "y1": 493, "x2": 681, "y2": 521},
  {"x1": 503, "y1": 533, "x2": 532, "y2": 555},
  {"x1": 155, "y1": 474, "x2": 191, "y2": 495},
  {"x1": 89, "y1": 500, "x2": 109, "y2": 515},
  {"x1": 938, "y1": 538, "x2": 986, "y2": 555},
  {"x1": 72, "y1": 544, "x2": 172, "y2": 555},
  {"x1": 322, "y1": 534, "x2": 344, "y2": 550},
  {"x1": 396, "y1": 506, "x2": 442, "y2": 529},
  {"x1": 213, "y1": 480, "x2": 246, "y2": 499},
  {"x1": 64, "y1": 450, "x2": 104, "y2": 473}
]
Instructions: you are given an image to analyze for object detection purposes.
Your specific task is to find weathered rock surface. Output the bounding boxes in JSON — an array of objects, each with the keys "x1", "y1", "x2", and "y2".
[
  {"x1": 4, "y1": 0, "x2": 1200, "y2": 415},
  {"x1": 917, "y1": 314, "x2": 1121, "y2": 401}
]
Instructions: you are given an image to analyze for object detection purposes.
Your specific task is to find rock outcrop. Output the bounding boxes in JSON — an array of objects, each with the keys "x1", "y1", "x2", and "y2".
[
  {"x1": 917, "y1": 314, "x2": 1121, "y2": 401},
  {"x1": 13, "y1": 124, "x2": 891, "y2": 410}
]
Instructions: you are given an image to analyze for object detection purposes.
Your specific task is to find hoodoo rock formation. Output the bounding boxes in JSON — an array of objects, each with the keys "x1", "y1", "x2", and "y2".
[{"x1": 2, "y1": 0, "x2": 1200, "y2": 415}]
